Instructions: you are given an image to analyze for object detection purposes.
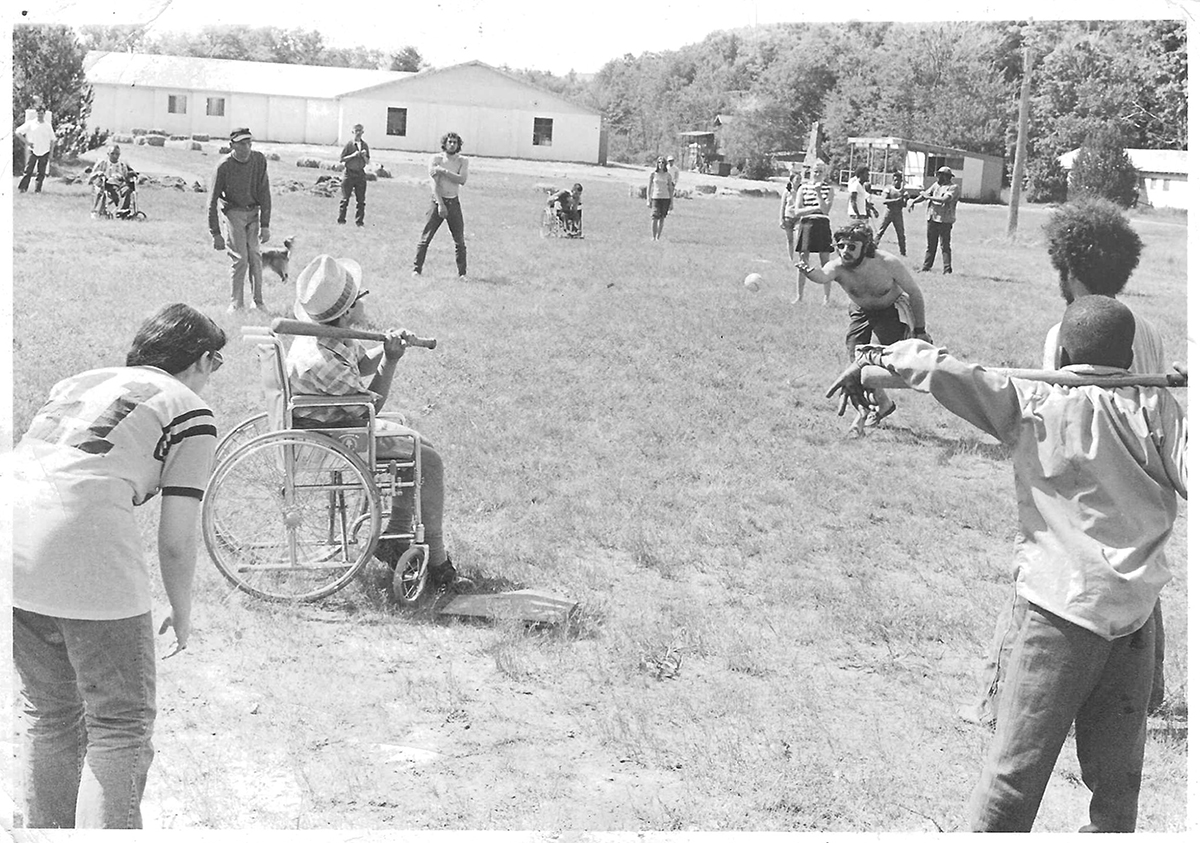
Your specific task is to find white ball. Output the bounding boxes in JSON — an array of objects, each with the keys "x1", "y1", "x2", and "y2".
[{"x1": 744, "y1": 272, "x2": 763, "y2": 292}]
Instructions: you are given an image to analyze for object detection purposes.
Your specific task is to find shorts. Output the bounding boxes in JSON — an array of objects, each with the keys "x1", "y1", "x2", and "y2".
[
  {"x1": 651, "y1": 198, "x2": 671, "y2": 219},
  {"x1": 799, "y1": 217, "x2": 833, "y2": 254},
  {"x1": 846, "y1": 300, "x2": 911, "y2": 358}
]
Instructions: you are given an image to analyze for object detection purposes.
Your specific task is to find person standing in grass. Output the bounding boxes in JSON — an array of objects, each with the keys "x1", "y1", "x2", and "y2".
[
  {"x1": 875, "y1": 170, "x2": 907, "y2": 256},
  {"x1": 15, "y1": 104, "x2": 55, "y2": 194},
  {"x1": 827, "y1": 295, "x2": 1186, "y2": 832},
  {"x1": 208, "y1": 127, "x2": 273, "y2": 312},
  {"x1": 337, "y1": 123, "x2": 370, "y2": 227},
  {"x1": 9, "y1": 303, "x2": 226, "y2": 828},
  {"x1": 789, "y1": 160, "x2": 835, "y2": 305},
  {"x1": 846, "y1": 164, "x2": 876, "y2": 223},
  {"x1": 960, "y1": 197, "x2": 1173, "y2": 729},
  {"x1": 908, "y1": 165, "x2": 960, "y2": 274},
  {"x1": 287, "y1": 254, "x2": 462, "y2": 593},
  {"x1": 797, "y1": 222, "x2": 930, "y2": 430},
  {"x1": 412, "y1": 131, "x2": 470, "y2": 280},
  {"x1": 647, "y1": 156, "x2": 675, "y2": 241}
]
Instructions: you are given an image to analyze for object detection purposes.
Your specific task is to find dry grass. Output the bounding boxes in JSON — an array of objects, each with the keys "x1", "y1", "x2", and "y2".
[{"x1": 6, "y1": 143, "x2": 1188, "y2": 831}]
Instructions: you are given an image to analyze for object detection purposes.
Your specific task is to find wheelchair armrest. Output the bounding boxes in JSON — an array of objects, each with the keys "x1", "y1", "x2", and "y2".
[{"x1": 291, "y1": 393, "x2": 375, "y2": 409}]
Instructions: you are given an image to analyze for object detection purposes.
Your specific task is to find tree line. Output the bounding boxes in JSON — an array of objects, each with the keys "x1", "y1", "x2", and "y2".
[{"x1": 15, "y1": 20, "x2": 1185, "y2": 203}]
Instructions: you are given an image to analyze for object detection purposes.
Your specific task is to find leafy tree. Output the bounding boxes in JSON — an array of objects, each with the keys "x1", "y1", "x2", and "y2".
[
  {"x1": 390, "y1": 47, "x2": 426, "y2": 72},
  {"x1": 1068, "y1": 127, "x2": 1140, "y2": 208},
  {"x1": 13, "y1": 24, "x2": 93, "y2": 159}
]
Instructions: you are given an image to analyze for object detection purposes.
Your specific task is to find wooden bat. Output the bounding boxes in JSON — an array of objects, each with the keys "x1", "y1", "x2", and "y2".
[
  {"x1": 270, "y1": 318, "x2": 436, "y2": 349},
  {"x1": 861, "y1": 365, "x2": 1186, "y2": 390}
]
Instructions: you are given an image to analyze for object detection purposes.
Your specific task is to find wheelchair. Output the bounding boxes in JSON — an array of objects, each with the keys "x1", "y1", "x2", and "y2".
[
  {"x1": 92, "y1": 173, "x2": 146, "y2": 221},
  {"x1": 202, "y1": 326, "x2": 430, "y2": 603},
  {"x1": 540, "y1": 198, "x2": 583, "y2": 238}
]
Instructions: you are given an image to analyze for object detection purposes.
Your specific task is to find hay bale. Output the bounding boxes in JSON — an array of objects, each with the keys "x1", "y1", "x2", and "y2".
[
  {"x1": 267, "y1": 152, "x2": 281, "y2": 161},
  {"x1": 630, "y1": 185, "x2": 648, "y2": 199},
  {"x1": 673, "y1": 188, "x2": 693, "y2": 200},
  {"x1": 169, "y1": 134, "x2": 189, "y2": 141},
  {"x1": 738, "y1": 187, "x2": 770, "y2": 198},
  {"x1": 144, "y1": 135, "x2": 166, "y2": 147},
  {"x1": 695, "y1": 183, "x2": 717, "y2": 195},
  {"x1": 534, "y1": 182, "x2": 557, "y2": 192},
  {"x1": 374, "y1": 165, "x2": 391, "y2": 178},
  {"x1": 296, "y1": 157, "x2": 320, "y2": 169},
  {"x1": 364, "y1": 171, "x2": 377, "y2": 182},
  {"x1": 191, "y1": 133, "x2": 211, "y2": 142},
  {"x1": 131, "y1": 128, "x2": 148, "y2": 136},
  {"x1": 113, "y1": 134, "x2": 134, "y2": 144},
  {"x1": 318, "y1": 159, "x2": 345, "y2": 172}
]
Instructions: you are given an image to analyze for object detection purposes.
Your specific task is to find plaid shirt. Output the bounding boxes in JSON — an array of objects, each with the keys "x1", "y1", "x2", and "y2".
[{"x1": 286, "y1": 335, "x2": 378, "y2": 424}]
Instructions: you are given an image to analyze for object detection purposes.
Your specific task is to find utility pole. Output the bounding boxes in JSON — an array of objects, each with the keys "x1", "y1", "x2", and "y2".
[{"x1": 1007, "y1": 43, "x2": 1033, "y2": 236}]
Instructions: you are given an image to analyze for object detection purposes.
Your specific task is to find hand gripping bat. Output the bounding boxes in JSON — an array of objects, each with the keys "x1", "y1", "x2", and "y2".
[
  {"x1": 270, "y1": 318, "x2": 437, "y2": 349},
  {"x1": 861, "y1": 365, "x2": 1186, "y2": 390}
]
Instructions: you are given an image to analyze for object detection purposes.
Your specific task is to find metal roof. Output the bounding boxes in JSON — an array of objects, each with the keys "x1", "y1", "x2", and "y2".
[
  {"x1": 847, "y1": 136, "x2": 1004, "y2": 163},
  {"x1": 84, "y1": 51, "x2": 413, "y2": 99},
  {"x1": 1058, "y1": 147, "x2": 1187, "y2": 176}
]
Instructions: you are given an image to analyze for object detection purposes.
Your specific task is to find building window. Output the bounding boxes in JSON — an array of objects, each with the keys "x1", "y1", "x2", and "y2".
[
  {"x1": 206, "y1": 97, "x2": 226, "y2": 117},
  {"x1": 533, "y1": 117, "x2": 553, "y2": 146},
  {"x1": 387, "y1": 107, "x2": 407, "y2": 136},
  {"x1": 167, "y1": 94, "x2": 187, "y2": 115}
]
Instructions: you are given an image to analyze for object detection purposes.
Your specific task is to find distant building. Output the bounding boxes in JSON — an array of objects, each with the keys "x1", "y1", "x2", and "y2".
[
  {"x1": 846, "y1": 136, "x2": 1004, "y2": 202},
  {"x1": 679, "y1": 114, "x2": 735, "y2": 175},
  {"x1": 1057, "y1": 147, "x2": 1188, "y2": 210},
  {"x1": 84, "y1": 52, "x2": 605, "y2": 164}
]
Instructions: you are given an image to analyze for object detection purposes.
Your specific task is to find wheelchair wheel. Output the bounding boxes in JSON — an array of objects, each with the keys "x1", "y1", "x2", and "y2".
[
  {"x1": 539, "y1": 207, "x2": 558, "y2": 238},
  {"x1": 215, "y1": 412, "x2": 269, "y2": 466},
  {"x1": 391, "y1": 546, "x2": 430, "y2": 604},
  {"x1": 203, "y1": 430, "x2": 382, "y2": 602}
]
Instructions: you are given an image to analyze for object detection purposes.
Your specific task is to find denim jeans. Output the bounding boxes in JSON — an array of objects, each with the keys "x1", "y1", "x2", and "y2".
[
  {"x1": 222, "y1": 206, "x2": 264, "y2": 307},
  {"x1": 413, "y1": 197, "x2": 466, "y2": 276},
  {"x1": 967, "y1": 598, "x2": 1153, "y2": 832},
  {"x1": 923, "y1": 220, "x2": 953, "y2": 272},
  {"x1": 338, "y1": 172, "x2": 367, "y2": 224},
  {"x1": 18, "y1": 151, "x2": 50, "y2": 192},
  {"x1": 877, "y1": 207, "x2": 906, "y2": 255},
  {"x1": 12, "y1": 608, "x2": 157, "y2": 829}
]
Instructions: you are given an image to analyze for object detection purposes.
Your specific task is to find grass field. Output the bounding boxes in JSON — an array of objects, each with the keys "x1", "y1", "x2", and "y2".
[{"x1": 5, "y1": 143, "x2": 1189, "y2": 832}]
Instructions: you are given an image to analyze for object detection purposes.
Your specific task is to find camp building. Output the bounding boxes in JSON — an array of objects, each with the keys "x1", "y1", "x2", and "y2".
[
  {"x1": 1057, "y1": 147, "x2": 1188, "y2": 210},
  {"x1": 84, "y1": 51, "x2": 606, "y2": 164}
]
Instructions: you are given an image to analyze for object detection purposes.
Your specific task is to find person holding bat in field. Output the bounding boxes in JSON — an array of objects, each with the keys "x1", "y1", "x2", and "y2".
[
  {"x1": 796, "y1": 222, "x2": 930, "y2": 431},
  {"x1": 286, "y1": 254, "x2": 460, "y2": 592},
  {"x1": 826, "y1": 296, "x2": 1187, "y2": 832}
]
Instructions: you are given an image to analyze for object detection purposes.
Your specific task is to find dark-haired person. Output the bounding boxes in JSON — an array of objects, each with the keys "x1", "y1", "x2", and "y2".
[
  {"x1": 208, "y1": 127, "x2": 272, "y2": 311},
  {"x1": 875, "y1": 170, "x2": 907, "y2": 256},
  {"x1": 846, "y1": 164, "x2": 876, "y2": 223},
  {"x1": 908, "y1": 165, "x2": 960, "y2": 274},
  {"x1": 16, "y1": 104, "x2": 55, "y2": 194},
  {"x1": 647, "y1": 156, "x2": 674, "y2": 241},
  {"x1": 412, "y1": 131, "x2": 470, "y2": 279},
  {"x1": 797, "y1": 222, "x2": 930, "y2": 429},
  {"x1": 9, "y1": 303, "x2": 226, "y2": 828},
  {"x1": 962, "y1": 198, "x2": 1174, "y2": 729},
  {"x1": 337, "y1": 123, "x2": 370, "y2": 227},
  {"x1": 548, "y1": 183, "x2": 583, "y2": 237},
  {"x1": 826, "y1": 296, "x2": 1186, "y2": 832}
]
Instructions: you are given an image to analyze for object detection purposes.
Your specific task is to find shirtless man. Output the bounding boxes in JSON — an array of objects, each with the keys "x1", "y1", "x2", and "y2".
[{"x1": 797, "y1": 222, "x2": 931, "y2": 429}]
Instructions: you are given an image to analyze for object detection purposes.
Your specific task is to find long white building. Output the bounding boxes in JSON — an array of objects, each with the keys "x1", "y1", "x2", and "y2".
[{"x1": 84, "y1": 51, "x2": 606, "y2": 164}]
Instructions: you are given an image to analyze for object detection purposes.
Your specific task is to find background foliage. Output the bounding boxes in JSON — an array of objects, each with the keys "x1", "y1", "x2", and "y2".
[{"x1": 13, "y1": 19, "x2": 1188, "y2": 196}]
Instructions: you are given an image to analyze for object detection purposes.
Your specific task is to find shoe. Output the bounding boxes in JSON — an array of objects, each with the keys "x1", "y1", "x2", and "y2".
[
  {"x1": 918, "y1": 267, "x2": 931, "y2": 273},
  {"x1": 943, "y1": 268, "x2": 953, "y2": 275},
  {"x1": 249, "y1": 302, "x2": 263, "y2": 311},
  {"x1": 227, "y1": 303, "x2": 243, "y2": 313},
  {"x1": 429, "y1": 556, "x2": 471, "y2": 592},
  {"x1": 356, "y1": 221, "x2": 364, "y2": 227},
  {"x1": 337, "y1": 219, "x2": 346, "y2": 225},
  {"x1": 90, "y1": 211, "x2": 100, "y2": 219},
  {"x1": 411, "y1": 270, "x2": 422, "y2": 278},
  {"x1": 864, "y1": 399, "x2": 897, "y2": 427},
  {"x1": 458, "y1": 274, "x2": 469, "y2": 281}
]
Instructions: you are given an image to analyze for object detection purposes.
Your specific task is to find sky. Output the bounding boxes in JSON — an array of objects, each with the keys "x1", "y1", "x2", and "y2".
[{"x1": 13, "y1": 0, "x2": 1194, "y2": 76}]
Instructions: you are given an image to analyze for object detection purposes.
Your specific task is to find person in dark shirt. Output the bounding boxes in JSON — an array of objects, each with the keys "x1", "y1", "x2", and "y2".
[
  {"x1": 338, "y1": 123, "x2": 370, "y2": 227},
  {"x1": 208, "y1": 127, "x2": 272, "y2": 311}
]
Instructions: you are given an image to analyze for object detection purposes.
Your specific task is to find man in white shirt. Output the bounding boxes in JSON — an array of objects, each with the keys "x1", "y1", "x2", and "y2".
[{"x1": 16, "y1": 105, "x2": 56, "y2": 194}]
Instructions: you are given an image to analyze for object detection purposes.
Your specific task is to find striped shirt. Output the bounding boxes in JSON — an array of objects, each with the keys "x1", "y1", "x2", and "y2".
[
  {"x1": 10, "y1": 366, "x2": 216, "y2": 619},
  {"x1": 793, "y1": 181, "x2": 833, "y2": 219}
]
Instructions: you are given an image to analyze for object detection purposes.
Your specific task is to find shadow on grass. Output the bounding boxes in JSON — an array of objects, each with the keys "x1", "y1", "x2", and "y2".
[{"x1": 878, "y1": 425, "x2": 1012, "y2": 463}]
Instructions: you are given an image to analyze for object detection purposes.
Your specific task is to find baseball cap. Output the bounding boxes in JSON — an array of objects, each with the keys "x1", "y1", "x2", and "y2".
[
  {"x1": 667, "y1": 155, "x2": 675, "y2": 161},
  {"x1": 230, "y1": 127, "x2": 253, "y2": 143},
  {"x1": 937, "y1": 166, "x2": 953, "y2": 175}
]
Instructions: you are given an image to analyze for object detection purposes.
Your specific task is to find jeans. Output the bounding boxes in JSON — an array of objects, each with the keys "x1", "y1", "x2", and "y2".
[
  {"x1": 222, "y1": 206, "x2": 264, "y2": 307},
  {"x1": 18, "y1": 151, "x2": 50, "y2": 192},
  {"x1": 923, "y1": 221, "x2": 953, "y2": 272},
  {"x1": 877, "y1": 207, "x2": 906, "y2": 255},
  {"x1": 12, "y1": 608, "x2": 157, "y2": 829},
  {"x1": 338, "y1": 172, "x2": 367, "y2": 224},
  {"x1": 373, "y1": 420, "x2": 447, "y2": 570},
  {"x1": 413, "y1": 197, "x2": 466, "y2": 276},
  {"x1": 967, "y1": 598, "x2": 1153, "y2": 832}
]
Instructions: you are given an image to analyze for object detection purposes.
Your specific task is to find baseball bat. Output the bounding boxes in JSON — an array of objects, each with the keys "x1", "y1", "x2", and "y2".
[
  {"x1": 861, "y1": 365, "x2": 1186, "y2": 390},
  {"x1": 270, "y1": 318, "x2": 437, "y2": 349}
]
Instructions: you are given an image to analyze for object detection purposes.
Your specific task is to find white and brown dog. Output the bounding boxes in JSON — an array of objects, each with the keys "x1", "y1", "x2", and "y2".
[{"x1": 261, "y1": 236, "x2": 295, "y2": 282}]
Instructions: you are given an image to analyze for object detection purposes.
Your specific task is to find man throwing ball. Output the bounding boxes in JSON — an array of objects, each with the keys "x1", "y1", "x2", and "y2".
[{"x1": 796, "y1": 222, "x2": 930, "y2": 429}]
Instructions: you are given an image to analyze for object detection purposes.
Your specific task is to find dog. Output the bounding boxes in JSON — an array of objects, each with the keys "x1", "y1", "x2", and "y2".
[{"x1": 261, "y1": 236, "x2": 295, "y2": 282}]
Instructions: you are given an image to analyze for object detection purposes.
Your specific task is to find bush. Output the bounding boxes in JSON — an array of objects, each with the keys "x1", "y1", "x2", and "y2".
[
  {"x1": 738, "y1": 154, "x2": 776, "y2": 181},
  {"x1": 1025, "y1": 156, "x2": 1068, "y2": 204},
  {"x1": 1068, "y1": 129, "x2": 1140, "y2": 208}
]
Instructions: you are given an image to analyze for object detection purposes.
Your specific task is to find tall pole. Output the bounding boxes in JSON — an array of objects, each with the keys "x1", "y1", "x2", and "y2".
[{"x1": 1007, "y1": 44, "x2": 1033, "y2": 235}]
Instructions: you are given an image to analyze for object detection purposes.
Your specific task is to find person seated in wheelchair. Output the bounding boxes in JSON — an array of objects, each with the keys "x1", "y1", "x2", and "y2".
[
  {"x1": 285, "y1": 254, "x2": 461, "y2": 592},
  {"x1": 89, "y1": 143, "x2": 137, "y2": 219},
  {"x1": 547, "y1": 182, "x2": 583, "y2": 236}
]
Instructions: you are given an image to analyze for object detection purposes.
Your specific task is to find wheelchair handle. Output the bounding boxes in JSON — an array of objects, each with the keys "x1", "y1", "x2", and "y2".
[{"x1": 270, "y1": 317, "x2": 437, "y2": 349}]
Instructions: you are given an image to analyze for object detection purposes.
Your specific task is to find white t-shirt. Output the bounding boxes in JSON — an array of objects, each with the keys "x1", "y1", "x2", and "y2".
[
  {"x1": 847, "y1": 177, "x2": 871, "y2": 217},
  {"x1": 10, "y1": 366, "x2": 216, "y2": 620},
  {"x1": 19, "y1": 118, "x2": 55, "y2": 156}
]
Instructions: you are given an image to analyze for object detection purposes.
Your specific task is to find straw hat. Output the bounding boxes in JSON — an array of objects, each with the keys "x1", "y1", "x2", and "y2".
[{"x1": 294, "y1": 254, "x2": 363, "y2": 322}]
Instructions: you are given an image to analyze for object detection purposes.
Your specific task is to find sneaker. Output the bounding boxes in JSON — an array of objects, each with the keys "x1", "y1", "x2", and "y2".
[
  {"x1": 337, "y1": 219, "x2": 346, "y2": 225},
  {"x1": 864, "y1": 398, "x2": 897, "y2": 427},
  {"x1": 90, "y1": 211, "x2": 100, "y2": 219},
  {"x1": 943, "y1": 268, "x2": 953, "y2": 275},
  {"x1": 429, "y1": 556, "x2": 470, "y2": 592},
  {"x1": 356, "y1": 221, "x2": 365, "y2": 227},
  {"x1": 411, "y1": 270, "x2": 422, "y2": 278},
  {"x1": 227, "y1": 302, "x2": 243, "y2": 313},
  {"x1": 249, "y1": 302, "x2": 263, "y2": 311}
]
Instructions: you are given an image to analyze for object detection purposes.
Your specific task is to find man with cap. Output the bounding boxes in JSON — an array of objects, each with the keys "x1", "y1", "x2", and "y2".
[
  {"x1": 666, "y1": 155, "x2": 681, "y2": 207},
  {"x1": 286, "y1": 254, "x2": 460, "y2": 593},
  {"x1": 908, "y1": 165, "x2": 960, "y2": 274},
  {"x1": 208, "y1": 128, "x2": 273, "y2": 311},
  {"x1": 337, "y1": 123, "x2": 370, "y2": 226}
]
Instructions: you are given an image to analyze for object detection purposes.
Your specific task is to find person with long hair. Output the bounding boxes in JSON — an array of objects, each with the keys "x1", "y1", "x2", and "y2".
[
  {"x1": 412, "y1": 131, "x2": 470, "y2": 279},
  {"x1": 647, "y1": 156, "x2": 675, "y2": 241}
]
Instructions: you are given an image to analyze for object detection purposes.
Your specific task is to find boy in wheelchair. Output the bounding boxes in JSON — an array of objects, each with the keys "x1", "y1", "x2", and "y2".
[
  {"x1": 286, "y1": 254, "x2": 460, "y2": 592},
  {"x1": 89, "y1": 143, "x2": 138, "y2": 219},
  {"x1": 547, "y1": 183, "x2": 583, "y2": 237}
]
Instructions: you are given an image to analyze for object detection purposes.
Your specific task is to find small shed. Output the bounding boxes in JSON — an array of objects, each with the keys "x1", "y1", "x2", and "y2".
[
  {"x1": 679, "y1": 114, "x2": 735, "y2": 175},
  {"x1": 846, "y1": 136, "x2": 1004, "y2": 202},
  {"x1": 1057, "y1": 147, "x2": 1188, "y2": 210}
]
